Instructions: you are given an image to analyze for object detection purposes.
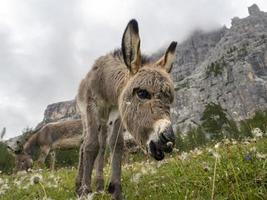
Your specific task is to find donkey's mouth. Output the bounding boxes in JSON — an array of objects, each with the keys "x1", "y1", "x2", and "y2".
[{"x1": 148, "y1": 141, "x2": 165, "y2": 161}]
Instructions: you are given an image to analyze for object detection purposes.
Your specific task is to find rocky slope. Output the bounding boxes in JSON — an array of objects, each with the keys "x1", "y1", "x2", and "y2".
[
  {"x1": 31, "y1": 4, "x2": 267, "y2": 134},
  {"x1": 171, "y1": 4, "x2": 267, "y2": 131},
  {"x1": 35, "y1": 100, "x2": 80, "y2": 130}
]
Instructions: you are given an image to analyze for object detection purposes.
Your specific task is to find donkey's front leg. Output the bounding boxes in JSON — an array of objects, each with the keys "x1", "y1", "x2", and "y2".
[
  {"x1": 37, "y1": 145, "x2": 50, "y2": 167},
  {"x1": 80, "y1": 110, "x2": 100, "y2": 197},
  {"x1": 108, "y1": 118, "x2": 124, "y2": 200},
  {"x1": 75, "y1": 142, "x2": 84, "y2": 195},
  {"x1": 75, "y1": 117, "x2": 86, "y2": 194},
  {"x1": 95, "y1": 124, "x2": 107, "y2": 192}
]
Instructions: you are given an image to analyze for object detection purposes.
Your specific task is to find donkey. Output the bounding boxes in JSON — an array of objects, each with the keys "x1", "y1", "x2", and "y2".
[
  {"x1": 76, "y1": 19, "x2": 177, "y2": 199},
  {"x1": 15, "y1": 119, "x2": 82, "y2": 171}
]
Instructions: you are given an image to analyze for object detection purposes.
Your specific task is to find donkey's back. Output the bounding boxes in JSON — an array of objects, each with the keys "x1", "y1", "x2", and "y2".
[{"x1": 77, "y1": 51, "x2": 130, "y2": 111}]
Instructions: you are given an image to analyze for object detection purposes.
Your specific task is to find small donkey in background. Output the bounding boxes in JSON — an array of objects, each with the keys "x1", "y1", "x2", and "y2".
[
  {"x1": 76, "y1": 19, "x2": 177, "y2": 199},
  {"x1": 14, "y1": 119, "x2": 82, "y2": 171}
]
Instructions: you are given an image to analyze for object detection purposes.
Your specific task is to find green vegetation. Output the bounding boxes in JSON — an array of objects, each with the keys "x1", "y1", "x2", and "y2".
[
  {"x1": 227, "y1": 46, "x2": 238, "y2": 54},
  {"x1": 54, "y1": 148, "x2": 79, "y2": 168},
  {"x1": 237, "y1": 43, "x2": 248, "y2": 58},
  {"x1": 174, "y1": 82, "x2": 189, "y2": 91},
  {"x1": 239, "y1": 110, "x2": 267, "y2": 137},
  {"x1": 1, "y1": 104, "x2": 267, "y2": 199},
  {"x1": 0, "y1": 142, "x2": 15, "y2": 174},
  {"x1": 0, "y1": 138, "x2": 266, "y2": 200},
  {"x1": 176, "y1": 103, "x2": 267, "y2": 152},
  {"x1": 205, "y1": 59, "x2": 226, "y2": 78}
]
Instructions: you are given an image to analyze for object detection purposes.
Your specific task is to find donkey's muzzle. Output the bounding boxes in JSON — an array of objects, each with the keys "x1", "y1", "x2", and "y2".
[
  {"x1": 147, "y1": 125, "x2": 175, "y2": 160},
  {"x1": 159, "y1": 126, "x2": 175, "y2": 153}
]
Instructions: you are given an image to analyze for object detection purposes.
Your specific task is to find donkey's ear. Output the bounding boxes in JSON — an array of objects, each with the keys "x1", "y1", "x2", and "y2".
[
  {"x1": 121, "y1": 19, "x2": 141, "y2": 74},
  {"x1": 156, "y1": 41, "x2": 177, "y2": 73}
]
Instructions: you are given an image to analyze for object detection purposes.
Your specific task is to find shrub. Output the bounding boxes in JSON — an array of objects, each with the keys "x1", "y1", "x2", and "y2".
[
  {"x1": 200, "y1": 102, "x2": 229, "y2": 140},
  {"x1": 175, "y1": 104, "x2": 267, "y2": 151},
  {"x1": 239, "y1": 110, "x2": 267, "y2": 137},
  {"x1": 0, "y1": 142, "x2": 15, "y2": 174},
  {"x1": 175, "y1": 126, "x2": 208, "y2": 152},
  {"x1": 54, "y1": 148, "x2": 79, "y2": 168}
]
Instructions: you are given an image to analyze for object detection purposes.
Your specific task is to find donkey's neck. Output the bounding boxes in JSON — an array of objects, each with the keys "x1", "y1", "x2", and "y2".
[{"x1": 23, "y1": 133, "x2": 38, "y2": 156}]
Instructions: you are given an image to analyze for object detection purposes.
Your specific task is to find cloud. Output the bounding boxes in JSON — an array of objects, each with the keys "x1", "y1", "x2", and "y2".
[{"x1": 0, "y1": 0, "x2": 266, "y2": 138}]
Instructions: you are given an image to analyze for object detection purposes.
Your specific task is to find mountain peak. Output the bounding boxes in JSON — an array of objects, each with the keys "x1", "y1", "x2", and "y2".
[{"x1": 248, "y1": 4, "x2": 261, "y2": 16}]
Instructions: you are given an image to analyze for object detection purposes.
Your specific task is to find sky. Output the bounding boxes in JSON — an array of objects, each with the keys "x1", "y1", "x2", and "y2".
[{"x1": 0, "y1": 0, "x2": 267, "y2": 139}]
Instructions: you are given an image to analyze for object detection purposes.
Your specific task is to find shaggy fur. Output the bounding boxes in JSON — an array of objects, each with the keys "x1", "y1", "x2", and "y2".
[
  {"x1": 15, "y1": 119, "x2": 82, "y2": 171},
  {"x1": 76, "y1": 19, "x2": 177, "y2": 200}
]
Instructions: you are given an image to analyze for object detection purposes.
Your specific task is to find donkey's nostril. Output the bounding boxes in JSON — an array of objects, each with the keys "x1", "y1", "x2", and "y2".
[
  {"x1": 159, "y1": 132, "x2": 168, "y2": 144},
  {"x1": 162, "y1": 126, "x2": 175, "y2": 143}
]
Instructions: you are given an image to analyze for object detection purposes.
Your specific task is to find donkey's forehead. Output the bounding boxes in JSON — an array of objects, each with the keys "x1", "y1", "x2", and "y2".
[
  {"x1": 134, "y1": 68, "x2": 173, "y2": 86},
  {"x1": 129, "y1": 67, "x2": 174, "y2": 99}
]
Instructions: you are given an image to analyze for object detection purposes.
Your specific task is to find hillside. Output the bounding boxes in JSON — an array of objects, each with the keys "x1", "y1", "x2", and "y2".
[{"x1": 1, "y1": 137, "x2": 266, "y2": 200}]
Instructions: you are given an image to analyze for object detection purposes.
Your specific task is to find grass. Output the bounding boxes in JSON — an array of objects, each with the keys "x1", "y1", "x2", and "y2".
[{"x1": 0, "y1": 137, "x2": 266, "y2": 200}]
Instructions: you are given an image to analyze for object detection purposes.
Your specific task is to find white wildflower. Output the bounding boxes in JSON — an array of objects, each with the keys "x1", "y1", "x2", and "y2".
[
  {"x1": 250, "y1": 147, "x2": 257, "y2": 153},
  {"x1": 249, "y1": 138, "x2": 257, "y2": 143},
  {"x1": 0, "y1": 189, "x2": 6, "y2": 195},
  {"x1": 1, "y1": 183, "x2": 9, "y2": 190},
  {"x1": 17, "y1": 170, "x2": 27, "y2": 176},
  {"x1": 209, "y1": 149, "x2": 221, "y2": 160},
  {"x1": 214, "y1": 142, "x2": 221, "y2": 149},
  {"x1": 22, "y1": 183, "x2": 30, "y2": 190},
  {"x1": 0, "y1": 183, "x2": 9, "y2": 195},
  {"x1": 173, "y1": 148, "x2": 179, "y2": 153},
  {"x1": 252, "y1": 128, "x2": 263, "y2": 138},
  {"x1": 232, "y1": 140, "x2": 237, "y2": 145},
  {"x1": 0, "y1": 178, "x2": 4, "y2": 185},
  {"x1": 156, "y1": 161, "x2": 164, "y2": 168},
  {"x1": 179, "y1": 152, "x2": 189, "y2": 161},
  {"x1": 212, "y1": 152, "x2": 221, "y2": 159},
  {"x1": 195, "y1": 149, "x2": 203, "y2": 156},
  {"x1": 131, "y1": 172, "x2": 142, "y2": 183},
  {"x1": 14, "y1": 178, "x2": 22, "y2": 187},
  {"x1": 42, "y1": 197, "x2": 54, "y2": 200},
  {"x1": 243, "y1": 141, "x2": 250, "y2": 145},
  {"x1": 222, "y1": 138, "x2": 231, "y2": 145},
  {"x1": 256, "y1": 152, "x2": 267, "y2": 159},
  {"x1": 140, "y1": 167, "x2": 148, "y2": 175}
]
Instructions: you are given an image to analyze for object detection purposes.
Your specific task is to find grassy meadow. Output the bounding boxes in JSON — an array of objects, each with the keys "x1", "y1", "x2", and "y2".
[{"x1": 0, "y1": 137, "x2": 266, "y2": 200}]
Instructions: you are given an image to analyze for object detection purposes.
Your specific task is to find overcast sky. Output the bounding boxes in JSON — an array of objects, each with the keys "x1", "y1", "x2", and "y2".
[{"x1": 1, "y1": 0, "x2": 267, "y2": 139}]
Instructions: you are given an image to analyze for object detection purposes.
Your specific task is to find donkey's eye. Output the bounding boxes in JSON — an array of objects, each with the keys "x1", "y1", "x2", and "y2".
[{"x1": 136, "y1": 89, "x2": 151, "y2": 100}]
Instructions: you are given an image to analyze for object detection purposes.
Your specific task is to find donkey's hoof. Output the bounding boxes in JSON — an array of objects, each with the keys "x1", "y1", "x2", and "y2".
[
  {"x1": 77, "y1": 193, "x2": 95, "y2": 200},
  {"x1": 108, "y1": 182, "x2": 123, "y2": 200},
  {"x1": 76, "y1": 186, "x2": 92, "y2": 198},
  {"x1": 107, "y1": 182, "x2": 115, "y2": 194}
]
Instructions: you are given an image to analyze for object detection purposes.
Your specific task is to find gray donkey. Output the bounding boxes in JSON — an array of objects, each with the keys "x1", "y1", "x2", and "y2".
[
  {"x1": 76, "y1": 19, "x2": 177, "y2": 199},
  {"x1": 14, "y1": 119, "x2": 82, "y2": 171}
]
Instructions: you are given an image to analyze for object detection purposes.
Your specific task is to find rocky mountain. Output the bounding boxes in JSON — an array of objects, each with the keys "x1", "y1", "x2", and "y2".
[
  {"x1": 35, "y1": 100, "x2": 80, "y2": 130},
  {"x1": 23, "y1": 4, "x2": 267, "y2": 134},
  {"x1": 171, "y1": 4, "x2": 267, "y2": 131}
]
